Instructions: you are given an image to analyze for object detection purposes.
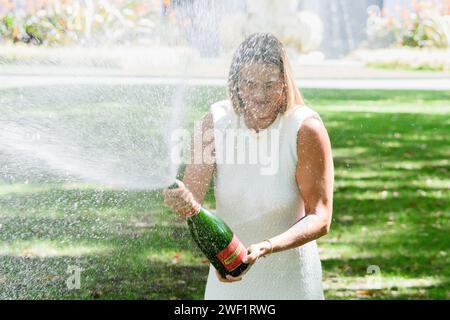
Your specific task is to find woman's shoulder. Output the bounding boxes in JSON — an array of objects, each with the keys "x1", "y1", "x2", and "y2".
[
  {"x1": 284, "y1": 104, "x2": 324, "y2": 132},
  {"x1": 286, "y1": 104, "x2": 319, "y2": 117}
]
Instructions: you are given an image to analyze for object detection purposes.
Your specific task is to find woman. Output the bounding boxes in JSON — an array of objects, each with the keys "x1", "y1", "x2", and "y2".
[{"x1": 164, "y1": 33, "x2": 334, "y2": 300}]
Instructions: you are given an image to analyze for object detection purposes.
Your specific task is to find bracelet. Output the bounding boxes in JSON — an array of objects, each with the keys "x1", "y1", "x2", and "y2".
[{"x1": 263, "y1": 239, "x2": 273, "y2": 257}]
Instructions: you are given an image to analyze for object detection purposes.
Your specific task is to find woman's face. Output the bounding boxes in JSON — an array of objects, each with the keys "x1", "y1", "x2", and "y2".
[{"x1": 238, "y1": 63, "x2": 285, "y2": 125}]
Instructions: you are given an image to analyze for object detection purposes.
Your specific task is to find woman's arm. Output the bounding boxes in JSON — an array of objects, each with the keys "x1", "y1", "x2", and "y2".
[
  {"x1": 245, "y1": 117, "x2": 334, "y2": 263},
  {"x1": 163, "y1": 112, "x2": 215, "y2": 216},
  {"x1": 183, "y1": 112, "x2": 215, "y2": 204},
  {"x1": 165, "y1": 112, "x2": 246, "y2": 283}
]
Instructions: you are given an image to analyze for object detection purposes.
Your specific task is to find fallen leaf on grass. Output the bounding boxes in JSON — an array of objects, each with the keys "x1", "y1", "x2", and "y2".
[
  {"x1": 171, "y1": 252, "x2": 182, "y2": 264},
  {"x1": 356, "y1": 290, "x2": 376, "y2": 297},
  {"x1": 20, "y1": 248, "x2": 38, "y2": 258},
  {"x1": 46, "y1": 275, "x2": 60, "y2": 282}
]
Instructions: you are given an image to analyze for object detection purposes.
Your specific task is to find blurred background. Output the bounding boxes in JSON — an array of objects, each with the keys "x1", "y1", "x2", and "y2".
[{"x1": 1, "y1": 0, "x2": 449, "y2": 75}]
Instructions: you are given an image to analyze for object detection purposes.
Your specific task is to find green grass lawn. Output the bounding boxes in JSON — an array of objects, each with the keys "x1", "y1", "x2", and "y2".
[{"x1": 0, "y1": 88, "x2": 449, "y2": 299}]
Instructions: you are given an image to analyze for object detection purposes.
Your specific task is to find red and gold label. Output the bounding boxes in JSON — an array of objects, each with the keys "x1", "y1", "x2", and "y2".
[{"x1": 216, "y1": 234, "x2": 247, "y2": 272}]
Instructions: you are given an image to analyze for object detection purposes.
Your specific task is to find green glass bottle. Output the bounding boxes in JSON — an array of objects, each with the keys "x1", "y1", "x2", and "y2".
[{"x1": 168, "y1": 184, "x2": 249, "y2": 278}]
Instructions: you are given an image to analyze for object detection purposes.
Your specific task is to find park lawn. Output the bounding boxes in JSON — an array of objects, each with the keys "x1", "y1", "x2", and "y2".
[{"x1": 0, "y1": 88, "x2": 449, "y2": 299}]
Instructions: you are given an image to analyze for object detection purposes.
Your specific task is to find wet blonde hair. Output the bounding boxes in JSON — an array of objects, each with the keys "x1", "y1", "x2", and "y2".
[{"x1": 228, "y1": 33, "x2": 305, "y2": 115}]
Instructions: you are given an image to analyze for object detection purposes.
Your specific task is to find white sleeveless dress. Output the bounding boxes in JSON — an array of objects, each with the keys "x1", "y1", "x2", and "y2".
[{"x1": 204, "y1": 99, "x2": 325, "y2": 300}]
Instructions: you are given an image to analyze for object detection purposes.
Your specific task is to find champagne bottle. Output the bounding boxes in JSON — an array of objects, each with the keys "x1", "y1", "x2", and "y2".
[{"x1": 168, "y1": 183, "x2": 249, "y2": 278}]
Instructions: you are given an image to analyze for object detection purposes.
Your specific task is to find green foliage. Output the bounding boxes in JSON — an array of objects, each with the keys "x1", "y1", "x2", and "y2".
[
  {"x1": 367, "y1": 3, "x2": 450, "y2": 49},
  {"x1": 401, "y1": 9, "x2": 450, "y2": 48},
  {"x1": 0, "y1": 1, "x2": 185, "y2": 46}
]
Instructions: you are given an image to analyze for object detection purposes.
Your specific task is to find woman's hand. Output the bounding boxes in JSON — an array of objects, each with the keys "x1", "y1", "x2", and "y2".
[
  {"x1": 215, "y1": 240, "x2": 273, "y2": 283},
  {"x1": 163, "y1": 180, "x2": 197, "y2": 218},
  {"x1": 215, "y1": 269, "x2": 248, "y2": 283}
]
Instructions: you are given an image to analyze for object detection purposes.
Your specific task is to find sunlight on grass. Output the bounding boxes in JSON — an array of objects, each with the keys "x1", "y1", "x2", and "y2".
[
  {"x1": 410, "y1": 178, "x2": 450, "y2": 189},
  {"x1": 0, "y1": 182, "x2": 118, "y2": 196},
  {"x1": 0, "y1": 240, "x2": 112, "y2": 257},
  {"x1": 403, "y1": 133, "x2": 449, "y2": 142},
  {"x1": 333, "y1": 147, "x2": 368, "y2": 158},
  {"x1": 383, "y1": 159, "x2": 449, "y2": 170},
  {"x1": 382, "y1": 140, "x2": 402, "y2": 148},
  {"x1": 0, "y1": 182, "x2": 56, "y2": 196},
  {"x1": 335, "y1": 169, "x2": 407, "y2": 179},
  {"x1": 315, "y1": 104, "x2": 450, "y2": 114},
  {"x1": 340, "y1": 190, "x2": 448, "y2": 200},
  {"x1": 324, "y1": 275, "x2": 443, "y2": 291},
  {"x1": 144, "y1": 249, "x2": 207, "y2": 266},
  {"x1": 318, "y1": 244, "x2": 373, "y2": 260},
  {"x1": 60, "y1": 182, "x2": 123, "y2": 191},
  {"x1": 335, "y1": 178, "x2": 450, "y2": 190}
]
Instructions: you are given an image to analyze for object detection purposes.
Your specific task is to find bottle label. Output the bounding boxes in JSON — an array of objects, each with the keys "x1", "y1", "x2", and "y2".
[{"x1": 216, "y1": 234, "x2": 247, "y2": 272}]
